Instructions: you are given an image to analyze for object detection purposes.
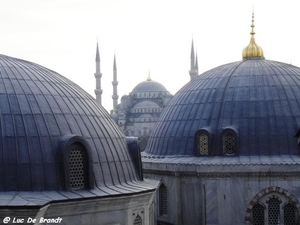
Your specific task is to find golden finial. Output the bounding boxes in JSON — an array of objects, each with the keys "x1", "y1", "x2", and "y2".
[
  {"x1": 147, "y1": 69, "x2": 152, "y2": 81},
  {"x1": 242, "y1": 12, "x2": 264, "y2": 59}
]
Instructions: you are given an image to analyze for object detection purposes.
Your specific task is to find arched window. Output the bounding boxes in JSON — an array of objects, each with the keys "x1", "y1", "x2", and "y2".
[
  {"x1": 267, "y1": 196, "x2": 281, "y2": 225},
  {"x1": 195, "y1": 129, "x2": 212, "y2": 156},
  {"x1": 69, "y1": 143, "x2": 87, "y2": 190},
  {"x1": 133, "y1": 215, "x2": 142, "y2": 225},
  {"x1": 159, "y1": 183, "x2": 168, "y2": 216},
  {"x1": 284, "y1": 203, "x2": 296, "y2": 225},
  {"x1": 199, "y1": 133, "x2": 209, "y2": 155},
  {"x1": 223, "y1": 133, "x2": 235, "y2": 155},
  {"x1": 247, "y1": 188, "x2": 300, "y2": 224},
  {"x1": 59, "y1": 135, "x2": 94, "y2": 191},
  {"x1": 252, "y1": 203, "x2": 265, "y2": 225}
]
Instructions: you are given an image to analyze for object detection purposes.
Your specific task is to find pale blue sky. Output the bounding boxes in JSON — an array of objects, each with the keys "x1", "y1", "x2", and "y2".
[{"x1": 0, "y1": 0, "x2": 299, "y2": 111}]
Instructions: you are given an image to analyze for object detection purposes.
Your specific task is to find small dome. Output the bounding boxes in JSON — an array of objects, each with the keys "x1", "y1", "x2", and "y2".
[
  {"x1": 133, "y1": 101, "x2": 161, "y2": 109},
  {"x1": 0, "y1": 54, "x2": 148, "y2": 193},
  {"x1": 242, "y1": 13, "x2": 264, "y2": 59},
  {"x1": 131, "y1": 79, "x2": 168, "y2": 93}
]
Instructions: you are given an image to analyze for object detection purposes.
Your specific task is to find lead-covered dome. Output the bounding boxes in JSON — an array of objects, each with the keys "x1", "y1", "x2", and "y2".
[
  {"x1": 0, "y1": 54, "x2": 151, "y2": 194},
  {"x1": 144, "y1": 59, "x2": 300, "y2": 157},
  {"x1": 131, "y1": 78, "x2": 168, "y2": 93}
]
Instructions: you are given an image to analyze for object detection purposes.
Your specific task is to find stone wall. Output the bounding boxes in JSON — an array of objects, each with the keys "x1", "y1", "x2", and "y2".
[{"x1": 144, "y1": 162, "x2": 300, "y2": 225}]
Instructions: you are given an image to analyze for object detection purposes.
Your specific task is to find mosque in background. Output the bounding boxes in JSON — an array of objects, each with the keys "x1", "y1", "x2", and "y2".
[
  {"x1": 142, "y1": 13, "x2": 300, "y2": 225},
  {"x1": 93, "y1": 45, "x2": 183, "y2": 150}
]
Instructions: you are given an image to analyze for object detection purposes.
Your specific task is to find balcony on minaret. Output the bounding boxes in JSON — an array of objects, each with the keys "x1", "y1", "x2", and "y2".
[
  {"x1": 94, "y1": 72, "x2": 102, "y2": 78},
  {"x1": 94, "y1": 89, "x2": 103, "y2": 95}
]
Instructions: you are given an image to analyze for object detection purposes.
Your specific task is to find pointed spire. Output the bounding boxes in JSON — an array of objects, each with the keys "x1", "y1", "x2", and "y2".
[
  {"x1": 96, "y1": 42, "x2": 100, "y2": 62},
  {"x1": 94, "y1": 42, "x2": 103, "y2": 105},
  {"x1": 242, "y1": 12, "x2": 264, "y2": 59},
  {"x1": 147, "y1": 69, "x2": 152, "y2": 81},
  {"x1": 112, "y1": 53, "x2": 119, "y2": 110},
  {"x1": 113, "y1": 53, "x2": 117, "y2": 71},
  {"x1": 189, "y1": 38, "x2": 197, "y2": 80},
  {"x1": 190, "y1": 39, "x2": 195, "y2": 59}
]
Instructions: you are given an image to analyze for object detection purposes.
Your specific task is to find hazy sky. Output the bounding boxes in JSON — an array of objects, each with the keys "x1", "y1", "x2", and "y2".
[{"x1": 0, "y1": 0, "x2": 299, "y2": 111}]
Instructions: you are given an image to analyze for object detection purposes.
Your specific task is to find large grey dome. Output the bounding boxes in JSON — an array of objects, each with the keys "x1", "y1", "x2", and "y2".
[
  {"x1": 144, "y1": 59, "x2": 300, "y2": 157},
  {"x1": 0, "y1": 54, "x2": 150, "y2": 194}
]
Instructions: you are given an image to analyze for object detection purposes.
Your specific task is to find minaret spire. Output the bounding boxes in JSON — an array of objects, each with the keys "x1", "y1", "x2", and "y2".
[
  {"x1": 112, "y1": 53, "x2": 119, "y2": 110},
  {"x1": 189, "y1": 39, "x2": 197, "y2": 80},
  {"x1": 94, "y1": 42, "x2": 103, "y2": 104}
]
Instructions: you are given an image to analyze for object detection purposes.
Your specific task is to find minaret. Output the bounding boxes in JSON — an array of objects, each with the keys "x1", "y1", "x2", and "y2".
[
  {"x1": 189, "y1": 39, "x2": 197, "y2": 80},
  {"x1": 94, "y1": 42, "x2": 103, "y2": 104},
  {"x1": 112, "y1": 54, "x2": 119, "y2": 110}
]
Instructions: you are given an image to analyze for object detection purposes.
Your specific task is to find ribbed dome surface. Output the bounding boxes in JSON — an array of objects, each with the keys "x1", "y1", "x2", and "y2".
[
  {"x1": 145, "y1": 59, "x2": 300, "y2": 157},
  {"x1": 131, "y1": 80, "x2": 168, "y2": 93},
  {"x1": 0, "y1": 54, "x2": 141, "y2": 192}
]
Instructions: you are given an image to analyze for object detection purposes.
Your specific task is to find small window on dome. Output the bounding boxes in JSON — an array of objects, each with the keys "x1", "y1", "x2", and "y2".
[
  {"x1": 223, "y1": 133, "x2": 235, "y2": 155},
  {"x1": 199, "y1": 133, "x2": 209, "y2": 155},
  {"x1": 60, "y1": 135, "x2": 94, "y2": 191},
  {"x1": 195, "y1": 129, "x2": 211, "y2": 156},
  {"x1": 69, "y1": 143, "x2": 87, "y2": 190},
  {"x1": 221, "y1": 128, "x2": 238, "y2": 155}
]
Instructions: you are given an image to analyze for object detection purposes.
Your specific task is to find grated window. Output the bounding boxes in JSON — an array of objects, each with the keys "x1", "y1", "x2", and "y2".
[
  {"x1": 199, "y1": 133, "x2": 208, "y2": 155},
  {"x1": 133, "y1": 215, "x2": 142, "y2": 225},
  {"x1": 252, "y1": 203, "x2": 264, "y2": 225},
  {"x1": 284, "y1": 203, "x2": 296, "y2": 225},
  {"x1": 69, "y1": 147, "x2": 85, "y2": 190},
  {"x1": 223, "y1": 133, "x2": 235, "y2": 155},
  {"x1": 268, "y1": 197, "x2": 280, "y2": 225},
  {"x1": 159, "y1": 183, "x2": 168, "y2": 215}
]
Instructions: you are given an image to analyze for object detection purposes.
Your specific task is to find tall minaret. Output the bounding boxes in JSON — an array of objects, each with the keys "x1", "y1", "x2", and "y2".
[
  {"x1": 189, "y1": 39, "x2": 198, "y2": 80},
  {"x1": 94, "y1": 42, "x2": 103, "y2": 104},
  {"x1": 112, "y1": 54, "x2": 119, "y2": 110}
]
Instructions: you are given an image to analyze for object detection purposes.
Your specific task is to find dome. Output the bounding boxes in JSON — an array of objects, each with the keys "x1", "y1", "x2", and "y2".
[
  {"x1": 131, "y1": 79, "x2": 168, "y2": 93},
  {"x1": 133, "y1": 100, "x2": 161, "y2": 109},
  {"x1": 144, "y1": 59, "x2": 300, "y2": 157},
  {"x1": 0, "y1": 54, "x2": 151, "y2": 194}
]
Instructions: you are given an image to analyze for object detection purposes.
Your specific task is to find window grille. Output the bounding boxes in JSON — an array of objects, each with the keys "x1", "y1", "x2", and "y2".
[
  {"x1": 69, "y1": 147, "x2": 85, "y2": 190},
  {"x1": 252, "y1": 204, "x2": 264, "y2": 225},
  {"x1": 268, "y1": 197, "x2": 280, "y2": 225},
  {"x1": 159, "y1": 183, "x2": 168, "y2": 215},
  {"x1": 199, "y1": 133, "x2": 208, "y2": 155},
  {"x1": 284, "y1": 203, "x2": 296, "y2": 225},
  {"x1": 223, "y1": 133, "x2": 235, "y2": 155},
  {"x1": 133, "y1": 215, "x2": 142, "y2": 225}
]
